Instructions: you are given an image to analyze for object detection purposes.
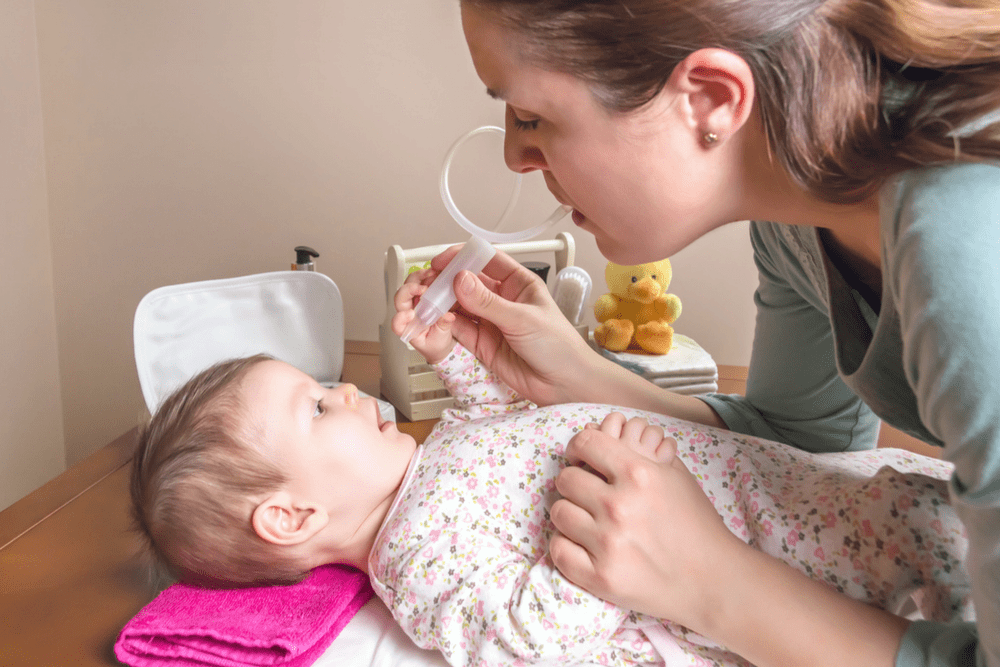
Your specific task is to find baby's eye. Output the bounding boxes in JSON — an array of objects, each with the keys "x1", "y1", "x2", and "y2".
[{"x1": 313, "y1": 400, "x2": 325, "y2": 418}]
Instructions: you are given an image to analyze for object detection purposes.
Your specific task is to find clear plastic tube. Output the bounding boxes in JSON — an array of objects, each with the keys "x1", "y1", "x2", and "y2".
[
  {"x1": 399, "y1": 235, "x2": 497, "y2": 344},
  {"x1": 440, "y1": 126, "x2": 571, "y2": 243},
  {"x1": 400, "y1": 126, "x2": 573, "y2": 345}
]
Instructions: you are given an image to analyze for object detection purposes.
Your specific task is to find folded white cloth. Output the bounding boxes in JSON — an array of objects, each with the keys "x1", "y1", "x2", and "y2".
[
  {"x1": 651, "y1": 379, "x2": 718, "y2": 396},
  {"x1": 592, "y1": 333, "x2": 718, "y2": 381},
  {"x1": 650, "y1": 374, "x2": 717, "y2": 389}
]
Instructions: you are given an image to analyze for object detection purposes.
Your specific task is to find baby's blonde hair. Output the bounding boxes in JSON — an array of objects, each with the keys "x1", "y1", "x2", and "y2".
[{"x1": 130, "y1": 355, "x2": 311, "y2": 587}]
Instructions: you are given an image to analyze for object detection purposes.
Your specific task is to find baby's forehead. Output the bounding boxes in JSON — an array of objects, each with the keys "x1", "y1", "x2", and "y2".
[
  {"x1": 240, "y1": 360, "x2": 314, "y2": 406},
  {"x1": 236, "y1": 359, "x2": 313, "y2": 446}
]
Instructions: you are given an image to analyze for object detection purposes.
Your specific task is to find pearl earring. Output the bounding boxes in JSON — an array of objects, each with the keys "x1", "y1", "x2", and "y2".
[{"x1": 703, "y1": 132, "x2": 719, "y2": 145}]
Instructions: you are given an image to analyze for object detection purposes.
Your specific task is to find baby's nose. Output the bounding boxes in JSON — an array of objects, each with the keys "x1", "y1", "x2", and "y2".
[{"x1": 334, "y1": 383, "x2": 359, "y2": 406}]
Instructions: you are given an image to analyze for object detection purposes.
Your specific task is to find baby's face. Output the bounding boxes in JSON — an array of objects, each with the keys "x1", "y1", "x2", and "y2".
[{"x1": 242, "y1": 360, "x2": 416, "y2": 547}]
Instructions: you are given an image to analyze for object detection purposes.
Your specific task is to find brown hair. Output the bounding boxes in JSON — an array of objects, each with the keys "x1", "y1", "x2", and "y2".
[
  {"x1": 464, "y1": 0, "x2": 1000, "y2": 202},
  {"x1": 130, "y1": 355, "x2": 311, "y2": 587}
]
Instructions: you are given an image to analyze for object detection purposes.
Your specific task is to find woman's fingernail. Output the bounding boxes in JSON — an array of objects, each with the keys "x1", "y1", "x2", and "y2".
[{"x1": 457, "y1": 271, "x2": 474, "y2": 294}]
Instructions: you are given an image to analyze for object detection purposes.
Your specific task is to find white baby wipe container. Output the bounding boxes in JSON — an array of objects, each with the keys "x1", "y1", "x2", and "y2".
[{"x1": 133, "y1": 271, "x2": 346, "y2": 415}]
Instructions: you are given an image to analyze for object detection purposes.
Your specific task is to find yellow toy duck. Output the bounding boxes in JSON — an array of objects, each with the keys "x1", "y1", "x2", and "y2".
[{"x1": 593, "y1": 258, "x2": 682, "y2": 355}]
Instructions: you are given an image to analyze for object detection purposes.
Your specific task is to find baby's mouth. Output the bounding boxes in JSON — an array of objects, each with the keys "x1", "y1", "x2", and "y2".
[{"x1": 376, "y1": 409, "x2": 395, "y2": 432}]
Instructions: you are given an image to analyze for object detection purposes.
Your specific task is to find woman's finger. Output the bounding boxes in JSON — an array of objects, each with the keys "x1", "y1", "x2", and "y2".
[
  {"x1": 549, "y1": 497, "x2": 599, "y2": 545},
  {"x1": 555, "y1": 463, "x2": 610, "y2": 511},
  {"x1": 458, "y1": 247, "x2": 542, "y2": 304},
  {"x1": 429, "y1": 244, "x2": 463, "y2": 271},
  {"x1": 564, "y1": 426, "x2": 636, "y2": 483},
  {"x1": 548, "y1": 526, "x2": 597, "y2": 589}
]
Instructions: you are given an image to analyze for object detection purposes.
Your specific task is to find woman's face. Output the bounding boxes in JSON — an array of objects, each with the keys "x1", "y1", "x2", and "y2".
[{"x1": 461, "y1": 4, "x2": 735, "y2": 263}]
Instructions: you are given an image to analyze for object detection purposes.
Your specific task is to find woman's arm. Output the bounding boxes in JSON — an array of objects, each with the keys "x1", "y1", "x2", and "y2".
[
  {"x1": 700, "y1": 221, "x2": 881, "y2": 453},
  {"x1": 549, "y1": 427, "x2": 910, "y2": 667},
  {"x1": 437, "y1": 245, "x2": 727, "y2": 426},
  {"x1": 886, "y1": 164, "x2": 1000, "y2": 666}
]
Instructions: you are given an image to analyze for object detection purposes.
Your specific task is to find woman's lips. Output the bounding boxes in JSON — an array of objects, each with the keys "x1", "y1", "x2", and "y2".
[{"x1": 571, "y1": 209, "x2": 586, "y2": 226}]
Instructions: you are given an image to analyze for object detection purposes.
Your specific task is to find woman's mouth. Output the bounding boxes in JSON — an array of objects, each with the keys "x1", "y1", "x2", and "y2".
[{"x1": 571, "y1": 209, "x2": 586, "y2": 227}]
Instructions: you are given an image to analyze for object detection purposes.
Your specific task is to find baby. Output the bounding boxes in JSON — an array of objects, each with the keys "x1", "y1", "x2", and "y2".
[{"x1": 131, "y1": 281, "x2": 972, "y2": 667}]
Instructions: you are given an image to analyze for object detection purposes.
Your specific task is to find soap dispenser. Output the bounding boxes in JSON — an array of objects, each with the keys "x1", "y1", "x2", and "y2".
[{"x1": 292, "y1": 246, "x2": 319, "y2": 271}]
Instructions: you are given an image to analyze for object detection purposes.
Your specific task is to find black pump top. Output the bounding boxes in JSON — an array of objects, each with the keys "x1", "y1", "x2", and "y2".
[{"x1": 294, "y1": 246, "x2": 319, "y2": 264}]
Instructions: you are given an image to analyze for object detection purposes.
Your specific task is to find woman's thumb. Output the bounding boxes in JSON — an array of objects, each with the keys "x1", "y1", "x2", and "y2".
[{"x1": 454, "y1": 270, "x2": 510, "y2": 322}]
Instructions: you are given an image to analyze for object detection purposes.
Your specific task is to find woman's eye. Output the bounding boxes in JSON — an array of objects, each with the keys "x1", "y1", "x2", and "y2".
[
  {"x1": 313, "y1": 400, "x2": 325, "y2": 418},
  {"x1": 512, "y1": 116, "x2": 539, "y2": 131}
]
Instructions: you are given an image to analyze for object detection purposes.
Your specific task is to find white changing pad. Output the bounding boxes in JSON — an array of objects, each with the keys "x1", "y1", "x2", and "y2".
[
  {"x1": 318, "y1": 597, "x2": 603, "y2": 667},
  {"x1": 133, "y1": 270, "x2": 394, "y2": 421},
  {"x1": 317, "y1": 598, "x2": 451, "y2": 667}
]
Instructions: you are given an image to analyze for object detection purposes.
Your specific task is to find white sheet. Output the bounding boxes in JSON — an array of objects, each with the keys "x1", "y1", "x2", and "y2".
[
  {"x1": 316, "y1": 597, "x2": 452, "y2": 667},
  {"x1": 318, "y1": 597, "x2": 605, "y2": 667}
]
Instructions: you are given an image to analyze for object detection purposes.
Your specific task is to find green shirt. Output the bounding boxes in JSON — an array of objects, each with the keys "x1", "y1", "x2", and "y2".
[{"x1": 701, "y1": 163, "x2": 1000, "y2": 666}]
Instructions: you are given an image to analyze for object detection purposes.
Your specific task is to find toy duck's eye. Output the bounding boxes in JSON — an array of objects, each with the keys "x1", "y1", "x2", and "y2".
[
  {"x1": 652, "y1": 275, "x2": 657, "y2": 280},
  {"x1": 631, "y1": 276, "x2": 638, "y2": 283}
]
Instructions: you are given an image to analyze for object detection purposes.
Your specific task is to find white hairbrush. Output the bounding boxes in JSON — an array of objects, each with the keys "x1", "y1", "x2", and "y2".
[{"x1": 552, "y1": 266, "x2": 593, "y2": 326}]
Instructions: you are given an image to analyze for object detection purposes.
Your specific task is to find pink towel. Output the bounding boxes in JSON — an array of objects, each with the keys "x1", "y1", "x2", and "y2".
[{"x1": 115, "y1": 565, "x2": 373, "y2": 667}]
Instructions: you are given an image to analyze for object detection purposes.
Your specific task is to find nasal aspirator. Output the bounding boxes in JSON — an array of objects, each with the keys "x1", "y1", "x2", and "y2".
[
  {"x1": 399, "y1": 235, "x2": 496, "y2": 344},
  {"x1": 399, "y1": 125, "x2": 570, "y2": 345}
]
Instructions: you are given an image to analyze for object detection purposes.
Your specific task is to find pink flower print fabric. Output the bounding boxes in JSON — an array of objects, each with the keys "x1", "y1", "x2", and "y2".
[{"x1": 368, "y1": 346, "x2": 971, "y2": 667}]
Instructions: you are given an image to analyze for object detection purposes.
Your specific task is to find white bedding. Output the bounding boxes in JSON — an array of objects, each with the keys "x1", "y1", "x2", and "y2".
[
  {"x1": 316, "y1": 597, "x2": 452, "y2": 667},
  {"x1": 318, "y1": 597, "x2": 604, "y2": 667}
]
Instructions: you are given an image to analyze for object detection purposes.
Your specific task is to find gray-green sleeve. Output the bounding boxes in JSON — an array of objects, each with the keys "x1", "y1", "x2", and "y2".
[
  {"x1": 885, "y1": 165, "x2": 1000, "y2": 667},
  {"x1": 700, "y1": 222, "x2": 880, "y2": 453},
  {"x1": 896, "y1": 621, "x2": 978, "y2": 667}
]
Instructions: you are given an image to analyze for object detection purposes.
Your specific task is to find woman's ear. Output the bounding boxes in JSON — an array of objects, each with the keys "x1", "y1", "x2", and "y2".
[
  {"x1": 668, "y1": 48, "x2": 755, "y2": 146},
  {"x1": 251, "y1": 491, "x2": 329, "y2": 546}
]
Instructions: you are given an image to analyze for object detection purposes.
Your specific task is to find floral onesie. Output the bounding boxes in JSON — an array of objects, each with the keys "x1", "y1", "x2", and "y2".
[{"x1": 367, "y1": 345, "x2": 971, "y2": 667}]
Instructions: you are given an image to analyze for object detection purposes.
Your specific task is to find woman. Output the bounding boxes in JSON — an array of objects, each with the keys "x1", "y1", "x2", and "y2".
[{"x1": 426, "y1": 1, "x2": 1000, "y2": 666}]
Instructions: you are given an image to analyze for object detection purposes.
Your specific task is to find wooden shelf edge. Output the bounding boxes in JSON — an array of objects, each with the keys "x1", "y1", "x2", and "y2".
[
  {"x1": 0, "y1": 427, "x2": 137, "y2": 550},
  {"x1": 345, "y1": 339, "x2": 379, "y2": 355}
]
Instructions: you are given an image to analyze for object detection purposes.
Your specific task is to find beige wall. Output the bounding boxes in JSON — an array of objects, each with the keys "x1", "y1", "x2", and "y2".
[
  {"x1": 1, "y1": 0, "x2": 66, "y2": 509},
  {"x1": 4, "y1": 0, "x2": 756, "y2": 505}
]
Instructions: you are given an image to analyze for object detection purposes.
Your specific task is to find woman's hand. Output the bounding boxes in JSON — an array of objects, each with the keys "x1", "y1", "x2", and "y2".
[
  {"x1": 551, "y1": 419, "x2": 912, "y2": 667},
  {"x1": 549, "y1": 418, "x2": 742, "y2": 629},
  {"x1": 390, "y1": 269, "x2": 457, "y2": 365},
  {"x1": 434, "y1": 245, "x2": 598, "y2": 406}
]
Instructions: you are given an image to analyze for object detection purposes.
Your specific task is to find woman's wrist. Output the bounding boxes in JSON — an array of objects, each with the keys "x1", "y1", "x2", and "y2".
[
  {"x1": 566, "y1": 350, "x2": 728, "y2": 428},
  {"x1": 693, "y1": 541, "x2": 909, "y2": 667}
]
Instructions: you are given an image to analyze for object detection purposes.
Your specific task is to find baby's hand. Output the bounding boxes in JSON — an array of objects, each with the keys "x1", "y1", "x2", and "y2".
[
  {"x1": 391, "y1": 268, "x2": 456, "y2": 365},
  {"x1": 584, "y1": 412, "x2": 677, "y2": 463}
]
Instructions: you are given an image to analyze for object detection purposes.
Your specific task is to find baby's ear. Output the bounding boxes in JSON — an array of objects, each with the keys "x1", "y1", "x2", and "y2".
[{"x1": 252, "y1": 491, "x2": 328, "y2": 546}]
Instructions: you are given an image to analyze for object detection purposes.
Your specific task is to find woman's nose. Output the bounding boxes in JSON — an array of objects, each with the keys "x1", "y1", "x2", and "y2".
[{"x1": 503, "y1": 115, "x2": 547, "y2": 173}]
